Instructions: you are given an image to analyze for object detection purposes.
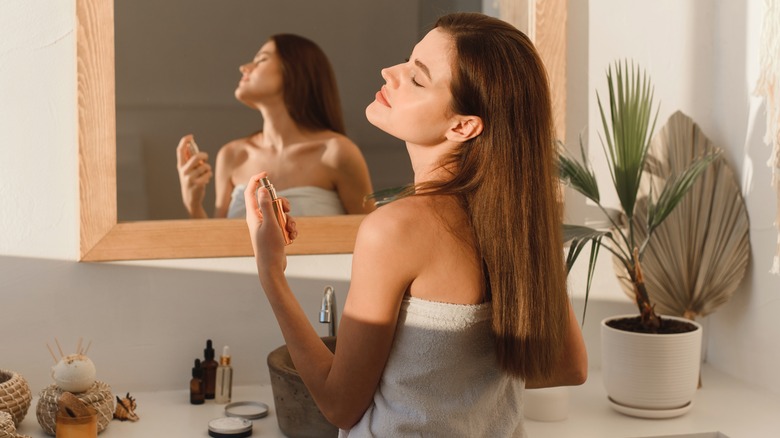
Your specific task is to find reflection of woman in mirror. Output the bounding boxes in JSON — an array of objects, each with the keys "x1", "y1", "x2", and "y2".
[
  {"x1": 244, "y1": 13, "x2": 587, "y2": 435},
  {"x1": 176, "y1": 34, "x2": 375, "y2": 218}
]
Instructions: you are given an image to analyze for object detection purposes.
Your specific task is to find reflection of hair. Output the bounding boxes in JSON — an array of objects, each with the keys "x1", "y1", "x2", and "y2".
[
  {"x1": 270, "y1": 34, "x2": 346, "y2": 135},
  {"x1": 423, "y1": 13, "x2": 567, "y2": 381}
]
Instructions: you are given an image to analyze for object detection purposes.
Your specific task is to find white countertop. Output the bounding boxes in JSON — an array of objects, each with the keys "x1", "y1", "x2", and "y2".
[
  {"x1": 17, "y1": 385, "x2": 286, "y2": 438},
  {"x1": 15, "y1": 365, "x2": 780, "y2": 438},
  {"x1": 524, "y1": 366, "x2": 780, "y2": 438}
]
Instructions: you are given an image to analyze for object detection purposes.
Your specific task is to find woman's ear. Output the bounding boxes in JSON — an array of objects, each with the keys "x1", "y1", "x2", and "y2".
[{"x1": 446, "y1": 115, "x2": 483, "y2": 142}]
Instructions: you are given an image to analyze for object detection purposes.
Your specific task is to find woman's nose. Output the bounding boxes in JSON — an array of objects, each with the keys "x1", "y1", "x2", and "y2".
[
  {"x1": 239, "y1": 63, "x2": 252, "y2": 74},
  {"x1": 381, "y1": 65, "x2": 398, "y2": 87}
]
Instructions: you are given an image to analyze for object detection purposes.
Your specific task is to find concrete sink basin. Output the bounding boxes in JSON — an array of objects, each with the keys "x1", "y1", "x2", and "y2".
[{"x1": 267, "y1": 336, "x2": 337, "y2": 438}]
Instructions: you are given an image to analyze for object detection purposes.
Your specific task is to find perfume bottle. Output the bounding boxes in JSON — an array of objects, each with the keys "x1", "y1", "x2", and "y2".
[
  {"x1": 190, "y1": 359, "x2": 205, "y2": 405},
  {"x1": 260, "y1": 177, "x2": 292, "y2": 245},
  {"x1": 187, "y1": 137, "x2": 200, "y2": 160},
  {"x1": 215, "y1": 345, "x2": 233, "y2": 404},
  {"x1": 202, "y1": 340, "x2": 218, "y2": 400}
]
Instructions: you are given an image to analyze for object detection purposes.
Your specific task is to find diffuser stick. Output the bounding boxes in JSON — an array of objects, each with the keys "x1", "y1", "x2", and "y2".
[
  {"x1": 46, "y1": 343, "x2": 59, "y2": 363},
  {"x1": 54, "y1": 338, "x2": 64, "y2": 357}
]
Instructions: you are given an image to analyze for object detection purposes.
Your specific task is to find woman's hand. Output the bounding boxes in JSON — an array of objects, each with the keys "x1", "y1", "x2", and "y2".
[
  {"x1": 244, "y1": 173, "x2": 298, "y2": 277},
  {"x1": 176, "y1": 134, "x2": 213, "y2": 218}
]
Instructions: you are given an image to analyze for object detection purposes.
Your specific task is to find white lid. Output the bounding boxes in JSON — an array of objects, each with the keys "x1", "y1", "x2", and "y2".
[
  {"x1": 225, "y1": 401, "x2": 269, "y2": 420},
  {"x1": 208, "y1": 417, "x2": 252, "y2": 434}
]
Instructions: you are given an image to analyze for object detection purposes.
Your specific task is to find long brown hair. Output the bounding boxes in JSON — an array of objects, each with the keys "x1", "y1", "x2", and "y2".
[
  {"x1": 420, "y1": 13, "x2": 568, "y2": 381},
  {"x1": 270, "y1": 34, "x2": 346, "y2": 134}
]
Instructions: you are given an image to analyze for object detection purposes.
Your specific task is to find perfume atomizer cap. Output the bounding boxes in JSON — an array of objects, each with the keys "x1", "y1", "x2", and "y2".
[{"x1": 260, "y1": 177, "x2": 278, "y2": 199}]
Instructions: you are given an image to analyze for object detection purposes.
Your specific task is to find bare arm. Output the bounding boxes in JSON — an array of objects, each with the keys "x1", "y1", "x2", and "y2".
[
  {"x1": 175, "y1": 134, "x2": 212, "y2": 218},
  {"x1": 245, "y1": 176, "x2": 413, "y2": 428},
  {"x1": 524, "y1": 303, "x2": 588, "y2": 388},
  {"x1": 212, "y1": 143, "x2": 237, "y2": 218}
]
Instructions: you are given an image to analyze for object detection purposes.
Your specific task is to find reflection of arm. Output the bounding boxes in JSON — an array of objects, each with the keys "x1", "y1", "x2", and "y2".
[
  {"x1": 260, "y1": 205, "x2": 413, "y2": 429},
  {"x1": 331, "y1": 138, "x2": 376, "y2": 214},
  {"x1": 176, "y1": 134, "x2": 211, "y2": 219},
  {"x1": 213, "y1": 143, "x2": 236, "y2": 219},
  {"x1": 524, "y1": 303, "x2": 588, "y2": 389}
]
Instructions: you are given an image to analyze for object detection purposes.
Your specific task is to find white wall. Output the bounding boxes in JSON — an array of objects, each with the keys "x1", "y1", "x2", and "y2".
[
  {"x1": 571, "y1": 0, "x2": 780, "y2": 396},
  {"x1": 1, "y1": 0, "x2": 778, "y2": 400}
]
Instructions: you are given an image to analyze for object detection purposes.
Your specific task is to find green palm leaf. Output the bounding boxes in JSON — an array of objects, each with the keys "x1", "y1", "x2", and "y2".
[
  {"x1": 563, "y1": 224, "x2": 611, "y2": 323},
  {"x1": 597, "y1": 60, "x2": 660, "y2": 223},
  {"x1": 559, "y1": 138, "x2": 600, "y2": 204}
]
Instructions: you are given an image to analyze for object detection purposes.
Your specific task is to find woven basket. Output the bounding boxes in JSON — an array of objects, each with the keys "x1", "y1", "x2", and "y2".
[
  {"x1": 0, "y1": 370, "x2": 32, "y2": 427},
  {"x1": 0, "y1": 410, "x2": 31, "y2": 438},
  {"x1": 35, "y1": 381, "x2": 114, "y2": 436}
]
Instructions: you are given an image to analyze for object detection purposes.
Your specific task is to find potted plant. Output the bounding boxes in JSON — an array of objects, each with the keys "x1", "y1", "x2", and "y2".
[{"x1": 560, "y1": 60, "x2": 719, "y2": 418}]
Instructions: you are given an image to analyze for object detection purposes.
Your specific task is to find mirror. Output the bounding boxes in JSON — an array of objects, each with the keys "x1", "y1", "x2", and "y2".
[
  {"x1": 113, "y1": 0, "x2": 434, "y2": 221},
  {"x1": 78, "y1": 0, "x2": 566, "y2": 261}
]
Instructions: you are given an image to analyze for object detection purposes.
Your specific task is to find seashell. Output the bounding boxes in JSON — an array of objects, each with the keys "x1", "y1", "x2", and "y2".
[
  {"x1": 113, "y1": 393, "x2": 139, "y2": 422},
  {"x1": 51, "y1": 354, "x2": 96, "y2": 393}
]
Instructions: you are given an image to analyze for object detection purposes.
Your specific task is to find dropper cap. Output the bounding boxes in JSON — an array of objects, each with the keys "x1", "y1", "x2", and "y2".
[
  {"x1": 204, "y1": 339, "x2": 215, "y2": 361},
  {"x1": 192, "y1": 359, "x2": 203, "y2": 378},
  {"x1": 220, "y1": 345, "x2": 231, "y2": 366}
]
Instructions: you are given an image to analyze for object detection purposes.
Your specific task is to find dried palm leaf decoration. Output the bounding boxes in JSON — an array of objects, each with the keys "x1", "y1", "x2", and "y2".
[
  {"x1": 613, "y1": 111, "x2": 750, "y2": 319},
  {"x1": 754, "y1": 0, "x2": 780, "y2": 274}
]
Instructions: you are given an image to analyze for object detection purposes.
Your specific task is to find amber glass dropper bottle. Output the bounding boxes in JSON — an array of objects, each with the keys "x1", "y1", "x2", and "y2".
[
  {"x1": 202, "y1": 339, "x2": 218, "y2": 399},
  {"x1": 190, "y1": 359, "x2": 205, "y2": 405}
]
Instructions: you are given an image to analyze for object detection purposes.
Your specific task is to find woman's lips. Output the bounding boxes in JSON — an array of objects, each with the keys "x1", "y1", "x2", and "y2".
[{"x1": 375, "y1": 87, "x2": 391, "y2": 107}]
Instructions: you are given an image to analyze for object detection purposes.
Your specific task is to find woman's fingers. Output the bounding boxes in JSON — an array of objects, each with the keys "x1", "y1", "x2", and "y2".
[
  {"x1": 176, "y1": 134, "x2": 194, "y2": 166},
  {"x1": 286, "y1": 215, "x2": 298, "y2": 242},
  {"x1": 192, "y1": 166, "x2": 213, "y2": 185},
  {"x1": 244, "y1": 172, "x2": 268, "y2": 220},
  {"x1": 278, "y1": 197, "x2": 297, "y2": 240},
  {"x1": 244, "y1": 173, "x2": 296, "y2": 244},
  {"x1": 280, "y1": 196, "x2": 292, "y2": 213},
  {"x1": 180, "y1": 159, "x2": 212, "y2": 186}
]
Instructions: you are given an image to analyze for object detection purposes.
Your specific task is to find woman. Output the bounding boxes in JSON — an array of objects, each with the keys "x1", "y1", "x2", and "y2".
[
  {"x1": 177, "y1": 33, "x2": 374, "y2": 218},
  {"x1": 245, "y1": 13, "x2": 587, "y2": 437}
]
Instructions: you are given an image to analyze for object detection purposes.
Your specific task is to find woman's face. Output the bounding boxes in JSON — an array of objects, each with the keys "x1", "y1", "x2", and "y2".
[
  {"x1": 366, "y1": 28, "x2": 457, "y2": 146},
  {"x1": 235, "y1": 40, "x2": 285, "y2": 106}
]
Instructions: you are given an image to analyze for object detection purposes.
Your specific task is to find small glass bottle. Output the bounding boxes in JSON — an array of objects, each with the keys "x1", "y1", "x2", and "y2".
[
  {"x1": 202, "y1": 339, "x2": 218, "y2": 400},
  {"x1": 215, "y1": 345, "x2": 233, "y2": 404},
  {"x1": 190, "y1": 358, "x2": 205, "y2": 405}
]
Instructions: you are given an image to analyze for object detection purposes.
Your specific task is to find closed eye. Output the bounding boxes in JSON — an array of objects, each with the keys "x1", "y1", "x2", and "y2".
[{"x1": 404, "y1": 59, "x2": 423, "y2": 87}]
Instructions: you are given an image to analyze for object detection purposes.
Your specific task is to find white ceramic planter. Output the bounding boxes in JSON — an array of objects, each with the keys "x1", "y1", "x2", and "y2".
[{"x1": 601, "y1": 314, "x2": 702, "y2": 416}]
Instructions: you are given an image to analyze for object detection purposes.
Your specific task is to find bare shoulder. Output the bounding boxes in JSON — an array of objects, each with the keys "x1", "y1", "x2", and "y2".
[
  {"x1": 321, "y1": 134, "x2": 367, "y2": 166},
  {"x1": 356, "y1": 196, "x2": 448, "y2": 255},
  {"x1": 218, "y1": 134, "x2": 256, "y2": 158},
  {"x1": 351, "y1": 196, "x2": 440, "y2": 286},
  {"x1": 323, "y1": 132, "x2": 359, "y2": 151}
]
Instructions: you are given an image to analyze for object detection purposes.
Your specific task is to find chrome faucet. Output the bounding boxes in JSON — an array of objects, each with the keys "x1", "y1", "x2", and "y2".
[{"x1": 319, "y1": 286, "x2": 338, "y2": 337}]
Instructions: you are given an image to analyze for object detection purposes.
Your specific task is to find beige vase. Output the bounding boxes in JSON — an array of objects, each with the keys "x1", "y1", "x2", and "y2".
[{"x1": 601, "y1": 314, "x2": 702, "y2": 417}]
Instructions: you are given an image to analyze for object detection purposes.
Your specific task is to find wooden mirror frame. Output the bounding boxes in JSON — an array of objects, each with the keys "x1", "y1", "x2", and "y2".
[{"x1": 78, "y1": 0, "x2": 565, "y2": 262}]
